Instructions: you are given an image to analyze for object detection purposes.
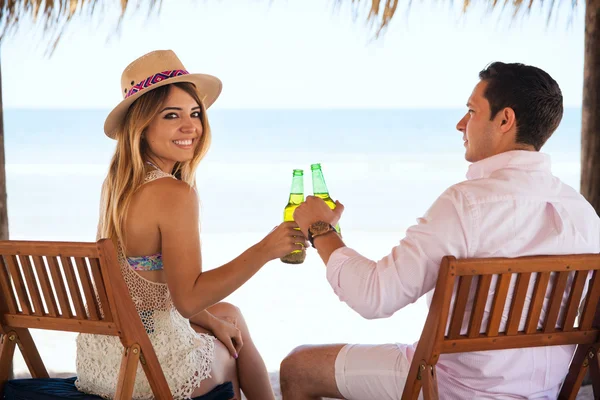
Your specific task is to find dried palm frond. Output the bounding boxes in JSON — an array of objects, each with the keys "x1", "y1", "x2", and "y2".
[
  {"x1": 351, "y1": 0, "x2": 568, "y2": 36},
  {"x1": 0, "y1": 0, "x2": 576, "y2": 54},
  {"x1": 0, "y1": 0, "x2": 162, "y2": 54}
]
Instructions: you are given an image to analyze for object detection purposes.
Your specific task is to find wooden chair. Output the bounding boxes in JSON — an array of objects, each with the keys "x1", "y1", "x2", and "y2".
[
  {"x1": 0, "y1": 239, "x2": 173, "y2": 399},
  {"x1": 402, "y1": 254, "x2": 600, "y2": 400}
]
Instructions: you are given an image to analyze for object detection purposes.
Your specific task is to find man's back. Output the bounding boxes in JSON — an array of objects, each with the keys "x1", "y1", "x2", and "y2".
[
  {"x1": 436, "y1": 150, "x2": 600, "y2": 399},
  {"x1": 456, "y1": 151, "x2": 598, "y2": 258}
]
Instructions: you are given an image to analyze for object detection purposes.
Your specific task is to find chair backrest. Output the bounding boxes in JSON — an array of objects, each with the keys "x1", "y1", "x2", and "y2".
[
  {"x1": 0, "y1": 239, "x2": 173, "y2": 399},
  {"x1": 403, "y1": 254, "x2": 600, "y2": 400}
]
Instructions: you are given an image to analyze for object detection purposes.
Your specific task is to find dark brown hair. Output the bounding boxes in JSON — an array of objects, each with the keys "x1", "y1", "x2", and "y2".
[{"x1": 479, "y1": 62, "x2": 563, "y2": 151}]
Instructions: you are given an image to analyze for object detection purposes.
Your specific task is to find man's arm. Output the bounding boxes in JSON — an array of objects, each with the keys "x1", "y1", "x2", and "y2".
[
  {"x1": 312, "y1": 231, "x2": 345, "y2": 264},
  {"x1": 295, "y1": 189, "x2": 473, "y2": 319}
]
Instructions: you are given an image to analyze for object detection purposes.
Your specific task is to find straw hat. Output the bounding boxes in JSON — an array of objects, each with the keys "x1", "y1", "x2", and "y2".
[{"x1": 104, "y1": 50, "x2": 222, "y2": 139}]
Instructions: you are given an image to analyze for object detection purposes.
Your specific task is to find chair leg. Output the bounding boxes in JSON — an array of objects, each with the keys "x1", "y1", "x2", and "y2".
[
  {"x1": 559, "y1": 345, "x2": 592, "y2": 400},
  {"x1": 589, "y1": 346, "x2": 600, "y2": 400},
  {"x1": 0, "y1": 331, "x2": 17, "y2": 396},
  {"x1": 138, "y1": 344, "x2": 174, "y2": 399},
  {"x1": 421, "y1": 364, "x2": 439, "y2": 400},
  {"x1": 401, "y1": 360, "x2": 424, "y2": 400},
  {"x1": 115, "y1": 343, "x2": 141, "y2": 400},
  {"x1": 13, "y1": 328, "x2": 48, "y2": 379}
]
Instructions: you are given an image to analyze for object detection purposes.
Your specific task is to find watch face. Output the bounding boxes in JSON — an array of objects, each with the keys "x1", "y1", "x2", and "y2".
[{"x1": 310, "y1": 221, "x2": 330, "y2": 235}]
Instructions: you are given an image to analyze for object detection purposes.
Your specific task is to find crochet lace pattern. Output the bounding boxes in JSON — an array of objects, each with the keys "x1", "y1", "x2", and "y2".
[{"x1": 75, "y1": 169, "x2": 215, "y2": 399}]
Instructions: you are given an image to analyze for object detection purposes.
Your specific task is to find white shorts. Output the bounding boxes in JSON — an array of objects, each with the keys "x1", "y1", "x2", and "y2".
[{"x1": 334, "y1": 342, "x2": 421, "y2": 400}]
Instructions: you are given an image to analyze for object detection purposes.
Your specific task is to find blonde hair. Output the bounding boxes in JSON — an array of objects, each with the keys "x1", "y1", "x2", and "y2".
[{"x1": 98, "y1": 82, "x2": 212, "y2": 247}]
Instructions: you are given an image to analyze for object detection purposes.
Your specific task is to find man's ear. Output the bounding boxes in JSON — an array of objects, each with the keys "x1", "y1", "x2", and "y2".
[{"x1": 498, "y1": 107, "x2": 516, "y2": 133}]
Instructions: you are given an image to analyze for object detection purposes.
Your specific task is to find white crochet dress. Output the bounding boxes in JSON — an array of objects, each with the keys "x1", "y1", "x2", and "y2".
[{"x1": 75, "y1": 170, "x2": 215, "y2": 399}]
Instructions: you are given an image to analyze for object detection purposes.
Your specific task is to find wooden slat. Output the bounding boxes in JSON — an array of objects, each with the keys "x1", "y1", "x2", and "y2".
[
  {"x1": 506, "y1": 272, "x2": 532, "y2": 335},
  {"x1": 455, "y1": 255, "x2": 600, "y2": 275},
  {"x1": 0, "y1": 241, "x2": 99, "y2": 258},
  {"x1": 18, "y1": 255, "x2": 44, "y2": 317},
  {"x1": 5, "y1": 255, "x2": 31, "y2": 315},
  {"x1": 88, "y1": 257, "x2": 112, "y2": 322},
  {"x1": 448, "y1": 275, "x2": 473, "y2": 339},
  {"x1": 0, "y1": 256, "x2": 18, "y2": 314},
  {"x1": 468, "y1": 275, "x2": 492, "y2": 338},
  {"x1": 74, "y1": 257, "x2": 99, "y2": 321},
  {"x1": 525, "y1": 272, "x2": 551, "y2": 334},
  {"x1": 60, "y1": 256, "x2": 86, "y2": 320},
  {"x1": 580, "y1": 270, "x2": 600, "y2": 330},
  {"x1": 486, "y1": 273, "x2": 512, "y2": 337},
  {"x1": 46, "y1": 256, "x2": 72, "y2": 318},
  {"x1": 442, "y1": 329, "x2": 599, "y2": 354},
  {"x1": 95, "y1": 240, "x2": 123, "y2": 328},
  {"x1": 4, "y1": 314, "x2": 119, "y2": 335},
  {"x1": 434, "y1": 257, "x2": 457, "y2": 359},
  {"x1": 563, "y1": 270, "x2": 590, "y2": 332},
  {"x1": 31, "y1": 256, "x2": 58, "y2": 317},
  {"x1": 543, "y1": 271, "x2": 570, "y2": 333}
]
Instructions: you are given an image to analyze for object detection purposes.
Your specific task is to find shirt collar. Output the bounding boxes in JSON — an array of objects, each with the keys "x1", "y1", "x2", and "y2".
[{"x1": 466, "y1": 150, "x2": 551, "y2": 180}]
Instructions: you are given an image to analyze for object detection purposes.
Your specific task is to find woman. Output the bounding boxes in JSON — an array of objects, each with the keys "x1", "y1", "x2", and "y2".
[{"x1": 75, "y1": 50, "x2": 305, "y2": 399}]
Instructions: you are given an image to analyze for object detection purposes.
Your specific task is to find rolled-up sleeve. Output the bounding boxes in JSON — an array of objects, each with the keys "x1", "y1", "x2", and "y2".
[{"x1": 326, "y1": 187, "x2": 473, "y2": 319}]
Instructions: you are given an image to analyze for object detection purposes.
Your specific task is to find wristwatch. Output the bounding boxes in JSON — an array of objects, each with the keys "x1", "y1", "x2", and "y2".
[{"x1": 308, "y1": 221, "x2": 337, "y2": 248}]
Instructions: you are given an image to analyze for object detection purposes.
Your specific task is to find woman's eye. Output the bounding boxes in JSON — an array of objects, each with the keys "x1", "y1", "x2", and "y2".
[
  {"x1": 191, "y1": 111, "x2": 202, "y2": 119},
  {"x1": 164, "y1": 112, "x2": 178, "y2": 119},
  {"x1": 468, "y1": 109, "x2": 475, "y2": 114}
]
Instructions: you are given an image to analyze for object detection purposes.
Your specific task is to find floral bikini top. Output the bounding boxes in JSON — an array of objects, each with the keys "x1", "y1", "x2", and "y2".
[{"x1": 127, "y1": 253, "x2": 164, "y2": 271}]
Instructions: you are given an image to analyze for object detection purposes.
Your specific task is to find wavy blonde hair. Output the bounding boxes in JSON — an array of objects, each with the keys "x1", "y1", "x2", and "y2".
[{"x1": 98, "y1": 82, "x2": 212, "y2": 247}]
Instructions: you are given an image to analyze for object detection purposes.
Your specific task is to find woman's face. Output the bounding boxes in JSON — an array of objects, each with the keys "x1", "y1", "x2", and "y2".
[{"x1": 143, "y1": 85, "x2": 203, "y2": 172}]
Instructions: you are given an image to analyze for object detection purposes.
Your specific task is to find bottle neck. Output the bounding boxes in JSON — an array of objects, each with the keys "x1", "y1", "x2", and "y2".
[
  {"x1": 288, "y1": 176, "x2": 304, "y2": 204},
  {"x1": 311, "y1": 169, "x2": 329, "y2": 195},
  {"x1": 288, "y1": 193, "x2": 304, "y2": 205}
]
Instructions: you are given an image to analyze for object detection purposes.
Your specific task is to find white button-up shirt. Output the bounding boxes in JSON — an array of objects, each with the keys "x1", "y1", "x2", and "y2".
[{"x1": 327, "y1": 150, "x2": 600, "y2": 399}]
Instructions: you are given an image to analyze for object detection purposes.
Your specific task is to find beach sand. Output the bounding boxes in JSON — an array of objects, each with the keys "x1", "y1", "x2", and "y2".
[{"x1": 14, "y1": 369, "x2": 595, "y2": 400}]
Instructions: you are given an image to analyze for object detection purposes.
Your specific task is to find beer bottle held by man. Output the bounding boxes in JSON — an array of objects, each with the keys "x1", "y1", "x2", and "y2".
[{"x1": 311, "y1": 163, "x2": 341, "y2": 235}]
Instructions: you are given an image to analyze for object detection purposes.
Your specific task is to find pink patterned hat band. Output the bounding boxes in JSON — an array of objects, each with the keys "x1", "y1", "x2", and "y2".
[{"x1": 125, "y1": 69, "x2": 190, "y2": 99}]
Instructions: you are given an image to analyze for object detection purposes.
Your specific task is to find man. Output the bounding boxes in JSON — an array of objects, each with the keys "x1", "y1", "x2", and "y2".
[{"x1": 281, "y1": 62, "x2": 600, "y2": 399}]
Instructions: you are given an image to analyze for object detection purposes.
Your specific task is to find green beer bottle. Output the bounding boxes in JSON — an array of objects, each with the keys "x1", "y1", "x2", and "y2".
[
  {"x1": 281, "y1": 169, "x2": 306, "y2": 264},
  {"x1": 311, "y1": 163, "x2": 341, "y2": 235}
]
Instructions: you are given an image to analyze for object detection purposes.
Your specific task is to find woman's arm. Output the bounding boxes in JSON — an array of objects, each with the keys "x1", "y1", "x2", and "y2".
[
  {"x1": 189, "y1": 309, "x2": 219, "y2": 331},
  {"x1": 155, "y1": 178, "x2": 304, "y2": 318}
]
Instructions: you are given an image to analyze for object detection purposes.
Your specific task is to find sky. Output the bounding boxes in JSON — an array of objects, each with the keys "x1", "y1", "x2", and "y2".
[{"x1": 0, "y1": 0, "x2": 585, "y2": 109}]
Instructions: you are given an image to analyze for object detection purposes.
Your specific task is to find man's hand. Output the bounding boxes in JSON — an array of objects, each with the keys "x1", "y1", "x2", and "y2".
[
  {"x1": 293, "y1": 196, "x2": 344, "y2": 237},
  {"x1": 210, "y1": 315, "x2": 243, "y2": 359}
]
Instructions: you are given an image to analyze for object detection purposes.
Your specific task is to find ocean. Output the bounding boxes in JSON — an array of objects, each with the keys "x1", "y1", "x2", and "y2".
[{"x1": 5, "y1": 107, "x2": 583, "y2": 373}]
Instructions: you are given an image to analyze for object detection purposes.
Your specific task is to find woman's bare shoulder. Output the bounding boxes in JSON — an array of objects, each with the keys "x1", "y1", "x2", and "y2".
[{"x1": 137, "y1": 177, "x2": 199, "y2": 211}]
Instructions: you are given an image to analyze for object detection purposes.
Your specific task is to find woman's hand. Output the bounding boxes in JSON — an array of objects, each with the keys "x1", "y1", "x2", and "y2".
[
  {"x1": 257, "y1": 221, "x2": 309, "y2": 261},
  {"x1": 210, "y1": 315, "x2": 243, "y2": 358}
]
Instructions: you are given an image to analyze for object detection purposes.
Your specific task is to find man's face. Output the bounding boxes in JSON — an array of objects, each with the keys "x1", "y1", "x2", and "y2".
[{"x1": 456, "y1": 81, "x2": 502, "y2": 163}]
